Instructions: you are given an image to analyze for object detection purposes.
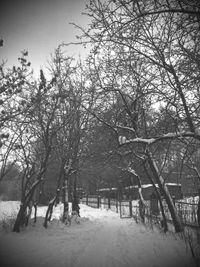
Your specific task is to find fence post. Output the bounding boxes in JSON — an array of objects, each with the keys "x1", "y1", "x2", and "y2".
[
  {"x1": 119, "y1": 201, "x2": 122, "y2": 218},
  {"x1": 129, "y1": 200, "x2": 132, "y2": 217},
  {"x1": 86, "y1": 194, "x2": 88, "y2": 206},
  {"x1": 97, "y1": 196, "x2": 101, "y2": 208},
  {"x1": 197, "y1": 188, "x2": 200, "y2": 227},
  {"x1": 108, "y1": 194, "x2": 111, "y2": 209}
]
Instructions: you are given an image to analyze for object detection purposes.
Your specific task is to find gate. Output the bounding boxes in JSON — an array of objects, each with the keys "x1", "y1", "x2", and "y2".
[{"x1": 119, "y1": 200, "x2": 132, "y2": 218}]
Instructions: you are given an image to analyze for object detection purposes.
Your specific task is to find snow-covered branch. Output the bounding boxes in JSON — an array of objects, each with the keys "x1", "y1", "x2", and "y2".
[
  {"x1": 115, "y1": 124, "x2": 136, "y2": 134},
  {"x1": 119, "y1": 131, "x2": 200, "y2": 146}
]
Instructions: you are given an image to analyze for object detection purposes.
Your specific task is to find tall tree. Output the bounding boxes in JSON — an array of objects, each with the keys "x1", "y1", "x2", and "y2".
[
  {"x1": 12, "y1": 68, "x2": 64, "y2": 232},
  {"x1": 75, "y1": 0, "x2": 200, "y2": 232}
]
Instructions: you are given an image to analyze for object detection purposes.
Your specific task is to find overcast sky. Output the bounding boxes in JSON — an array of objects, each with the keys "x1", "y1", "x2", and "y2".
[{"x1": 0, "y1": 0, "x2": 90, "y2": 77}]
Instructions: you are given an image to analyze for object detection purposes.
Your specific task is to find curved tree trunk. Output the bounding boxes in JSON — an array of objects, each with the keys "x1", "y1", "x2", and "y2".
[
  {"x1": 43, "y1": 161, "x2": 65, "y2": 228},
  {"x1": 146, "y1": 150, "x2": 183, "y2": 232},
  {"x1": 136, "y1": 176, "x2": 145, "y2": 223},
  {"x1": 197, "y1": 189, "x2": 200, "y2": 227},
  {"x1": 126, "y1": 167, "x2": 146, "y2": 222},
  {"x1": 12, "y1": 204, "x2": 27, "y2": 233},
  {"x1": 13, "y1": 177, "x2": 43, "y2": 232},
  {"x1": 43, "y1": 189, "x2": 61, "y2": 228},
  {"x1": 144, "y1": 164, "x2": 168, "y2": 232},
  {"x1": 43, "y1": 199, "x2": 55, "y2": 228}
]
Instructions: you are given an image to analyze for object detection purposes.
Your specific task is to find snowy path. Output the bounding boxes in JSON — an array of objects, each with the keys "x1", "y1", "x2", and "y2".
[{"x1": 0, "y1": 203, "x2": 196, "y2": 267}]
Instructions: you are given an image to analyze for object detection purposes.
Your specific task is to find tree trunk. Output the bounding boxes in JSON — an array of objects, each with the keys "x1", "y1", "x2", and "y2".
[
  {"x1": 33, "y1": 189, "x2": 42, "y2": 223},
  {"x1": 33, "y1": 203, "x2": 37, "y2": 223},
  {"x1": 43, "y1": 200, "x2": 54, "y2": 228},
  {"x1": 62, "y1": 161, "x2": 72, "y2": 222},
  {"x1": 144, "y1": 164, "x2": 168, "y2": 232},
  {"x1": 44, "y1": 161, "x2": 64, "y2": 228},
  {"x1": 24, "y1": 201, "x2": 33, "y2": 226},
  {"x1": 43, "y1": 189, "x2": 61, "y2": 228},
  {"x1": 135, "y1": 173, "x2": 145, "y2": 223},
  {"x1": 13, "y1": 179, "x2": 42, "y2": 232},
  {"x1": 146, "y1": 150, "x2": 183, "y2": 232},
  {"x1": 125, "y1": 167, "x2": 146, "y2": 222},
  {"x1": 12, "y1": 204, "x2": 27, "y2": 232},
  {"x1": 62, "y1": 178, "x2": 68, "y2": 222},
  {"x1": 197, "y1": 189, "x2": 200, "y2": 227},
  {"x1": 72, "y1": 172, "x2": 80, "y2": 215}
]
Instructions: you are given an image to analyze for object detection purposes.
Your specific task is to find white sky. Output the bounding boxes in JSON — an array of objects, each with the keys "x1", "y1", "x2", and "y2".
[{"x1": 0, "y1": 0, "x2": 90, "y2": 77}]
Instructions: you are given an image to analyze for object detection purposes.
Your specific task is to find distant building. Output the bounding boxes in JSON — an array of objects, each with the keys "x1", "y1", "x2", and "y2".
[
  {"x1": 96, "y1": 183, "x2": 182, "y2": 200},
  {"x1": 96, "y1": 187, "x2": 118, "y2": 199},
  {"x1": 124, "y1": 183, "x2": 182, "y2": 200}
]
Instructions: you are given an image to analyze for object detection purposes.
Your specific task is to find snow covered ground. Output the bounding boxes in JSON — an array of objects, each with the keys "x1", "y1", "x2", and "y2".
[{"x1": 0, "y1": 201, "x2": 197, "y2": 267}]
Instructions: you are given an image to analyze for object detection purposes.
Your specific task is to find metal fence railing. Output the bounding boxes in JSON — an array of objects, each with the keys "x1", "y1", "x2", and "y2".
[
  {"x1": 80, "y1": 195, "x2": 200, "y2": 228},
  {"x1": 161, "y1": 200, "x2": 199, "y2": 226},
  {"x1": 176, "y1": 201, "x2": 198, "y2": 225},
  {"x1": 81, "y1": 195, "x2": 99, "y2": 208},
  {"x1": 119, "y1": 201, "x2": 132, "y2": 218},
  {"x1": 81, "y1": 196, "x2": 119, "y2": 212}
]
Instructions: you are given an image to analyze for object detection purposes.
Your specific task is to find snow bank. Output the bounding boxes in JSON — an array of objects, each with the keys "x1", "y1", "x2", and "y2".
[
  {"x1": 0, "y1": 201, "x2": 62, "y2": 221},
  {"x1": 0, "y1": 201, "x2": 20, "y2": 219}
]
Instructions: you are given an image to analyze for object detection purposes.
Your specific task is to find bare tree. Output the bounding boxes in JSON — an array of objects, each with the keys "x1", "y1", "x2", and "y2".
[
  {"x1": 12, "y1": 69, "x2": 63, "y2": 232},
  {"x1": 0, "y1": 46, "x2": 33, "y2": 182},
  {"x1": 73, "y1": 0, "x2": 200, "y2": 232},
  {"x1": 43, "y1": 49, "x2": 92, "y2": 226}
]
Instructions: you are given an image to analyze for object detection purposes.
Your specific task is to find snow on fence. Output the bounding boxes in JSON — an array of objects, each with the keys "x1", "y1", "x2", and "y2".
[{"x1": 81, "y1": 195, "x2": 199, "y2": 228}]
